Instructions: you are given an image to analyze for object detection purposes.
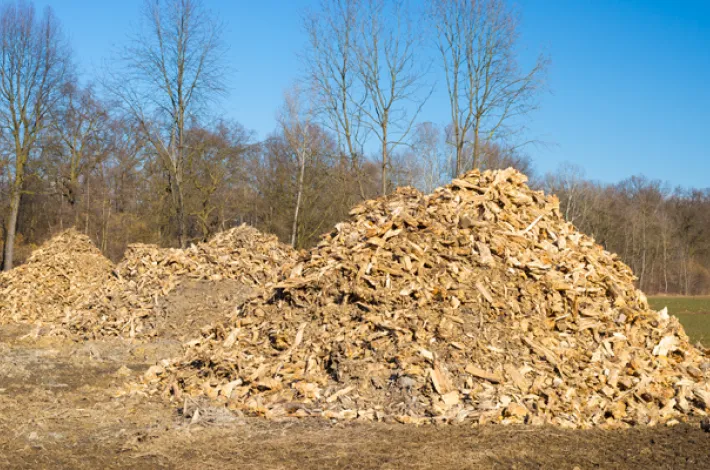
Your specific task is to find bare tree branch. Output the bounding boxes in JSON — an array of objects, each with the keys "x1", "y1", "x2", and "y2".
[
  {"x1": 429, "y1": 0, "x2": 547, "y2": 176},
  {"x1": 354, "y1": 0, "x2": 432, "y2": 195}
]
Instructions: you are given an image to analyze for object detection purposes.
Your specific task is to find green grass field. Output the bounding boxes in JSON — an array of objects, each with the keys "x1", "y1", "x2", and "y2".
[{"x1": 648, "y1": 296, "x2": 710, "y2": 346}]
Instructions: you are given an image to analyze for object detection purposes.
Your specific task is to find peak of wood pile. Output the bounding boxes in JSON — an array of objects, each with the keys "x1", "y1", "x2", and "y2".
[
  {"x1": 0, "y1": 229, "x2": 114, "y2": 324},
  {"x1": 59, "y1": 224, "x2": 297, "y2": 339},
  {"x1": 139, "y1": 168, "x2": 710, "y2": 428}
]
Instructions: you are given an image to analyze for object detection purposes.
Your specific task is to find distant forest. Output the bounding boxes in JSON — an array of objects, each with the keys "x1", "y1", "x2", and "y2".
[{"x1": 0, "y1": 0, "x2": 706, "y2": 295}]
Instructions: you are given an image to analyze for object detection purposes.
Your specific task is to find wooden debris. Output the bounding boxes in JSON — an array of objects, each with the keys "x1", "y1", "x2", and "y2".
[
  {"x1": 430, "y1": 365, "x2": 454, "y2": 395},
  {"x1": 128, "y1": 168, "x2": 708, "y2": 427},
  {"x1": 57, "y1": 224, "x2": 297, "y2": 339},
  {"x1": 0, "y1": 229, "x2": 113, "y2": 324},
  {"x1": 441, "y1": 391, "x2": 460, "y2": 407},
  {"x1": 504, "y1": 403, "x2": 529, "y2": 420},
  {"x1": 465, "y1": 365, "x2": 502, "y2": 384}
]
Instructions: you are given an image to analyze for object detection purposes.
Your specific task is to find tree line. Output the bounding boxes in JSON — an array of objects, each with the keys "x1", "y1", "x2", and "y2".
[{"x1": 0, "y1": 0, "x2": 706, "y2": 294}]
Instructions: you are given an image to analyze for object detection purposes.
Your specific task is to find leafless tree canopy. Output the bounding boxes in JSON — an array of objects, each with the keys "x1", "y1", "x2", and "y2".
[
  {"x1": 111, "y1": 0, "x2": 225, "y2": 247},
  {"x1": 303, "y1": 0, "x2": 430, "y2": 196},
  {"x1": 48, "y1": 83, "x2": 111, "y2": 225},
  {"x1": 430, "y1": 0, "x2": 547, "y2": 176},
  {"x1": 355, "y1": 0, "x2": 431, "y2": 195},
  {"x1": 302, "y1": 0, "x2": 366, "y2": 167}
]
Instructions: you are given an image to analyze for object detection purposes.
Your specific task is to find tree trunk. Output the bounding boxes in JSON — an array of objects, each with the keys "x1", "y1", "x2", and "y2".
[
  {"x1": 84, "y1": 172, "x2": 90, "y2": 234},
  {"x1": 176, "y1": 116, "x2": 187, "y2": 248},
  {"x1": 59, "y1": 195, "x2": 65, "y2": 231},
  {"x1": 71, "y1": 152, "x2": 81, "y2": 228},
  {"x1": 662, "y1": 232, "x2": 668, "y2": 294},
  {"x1": 455, "y1": 135, "x2": 464, "y2": 177},
  {"x1": 3, "y1": 189, "x2": 21, "y2": 271},
  {"x1": 101, "y1": 195, "x2": 110, "y2": 253},
  {"x1": 168, "y1": 160, "x2": 187, "y2": 248},
  {"x1": 72, "y1": 199, "x2": 80, "y2": 228},
  {"x1": 381, "y1": 151, "x2": 387, "y2": 196},
  {"x1": 176, "y1": 184, "x2": 186, "y2": 248},
  {"x1": 381, "y1": 124, "x2": 388, "y2": 196},
  {"x1": 3, "y1": 150, "x2": 26, "y2": 272},
  {"x1": 472, "y1": 124, "x2": 480, "y2": 170},
  {"x1": 70, "y1": 179, "x2": 80, "y2": 228},
  {"x1": 291, "y1": 156, "x2": 306, "y2": 248}
]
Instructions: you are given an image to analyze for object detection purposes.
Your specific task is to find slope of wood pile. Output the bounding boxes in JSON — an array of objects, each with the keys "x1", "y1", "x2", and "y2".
[
  {"x1": 61, "y1": 224, "x2": 297, "y2": 339},
  {"x1": 141, "y1": 168, "x2": 710, "y2": 428},
  {"x1": 0, "y1": 229, "x2": 114, "y2": 324}
]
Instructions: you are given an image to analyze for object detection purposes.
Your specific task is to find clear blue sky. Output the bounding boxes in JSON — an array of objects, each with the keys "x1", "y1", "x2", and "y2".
[{"x1": 34, "y1": 0, "x2": 710, "y2": 189}]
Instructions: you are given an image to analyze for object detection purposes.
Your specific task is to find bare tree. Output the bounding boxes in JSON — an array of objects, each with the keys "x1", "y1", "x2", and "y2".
[
  {"x1": 278, "y1": 85, "x2": 317, "y2": 248},
  {"x1": 111, "y1": 0, "x2": 224, "y2": 247},
  {"x1": 411, "y1": 121, "x2": 445, "y2": 193},
  {"x1": 429, "y1": 0, "x2": 546, "y2": 176},
  {"x1": 186, "y1": 120, "x2": 253, "y2": 241},
  {"x1": 389, "y1": 147, "x2": 422, "y2": 189},
  {"x1": 355, "y1": 0, "x2": 430, "y2": 195},
  {"x1": 542, "y1": 162, "x2": 587, "y2": 224},
  {"x1": 0, "y1": 1, "x2": 69, "y2": 270},
  {"x1": 302, "y1": 0, "x2": 369, "y2": 199},
  {"x1": 49, "y1": 82, "x2": 110, "y2": 228}
]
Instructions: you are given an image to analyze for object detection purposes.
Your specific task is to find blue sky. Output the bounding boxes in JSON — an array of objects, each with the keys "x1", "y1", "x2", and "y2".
[{"x1": 33, "y1": 0, "x2": 710, "y2": 188}]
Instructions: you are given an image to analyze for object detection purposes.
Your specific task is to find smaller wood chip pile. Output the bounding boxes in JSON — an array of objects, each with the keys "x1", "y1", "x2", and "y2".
[
  {"x1": 0, "y1": 229, "x2": 114, "y2": 324},
  {"x1": 61, "y1": 225, "x2": 297, "y2": 339},
  {"x1": 141, "y1": 168, "x2": 710, "y2": 428}
]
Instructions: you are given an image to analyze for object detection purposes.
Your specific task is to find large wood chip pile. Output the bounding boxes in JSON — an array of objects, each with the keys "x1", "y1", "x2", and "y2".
[
  {"x1": 0, "y1": 229, "x2": 114, "y2": 324},
  {"x1": 142, "y1": 168, "x2": 710, "y2": 428},
  {"x1": 60, "y1": 225, "x2": 297, "y2": 338}
]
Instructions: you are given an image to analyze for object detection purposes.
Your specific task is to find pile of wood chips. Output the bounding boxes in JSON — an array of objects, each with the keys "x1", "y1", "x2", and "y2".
[
  {"x1": 59, "y1": 225, "x2": 297, "y2": 339},
  {"x1": 139, "y1": 168, "x2": 710, "y2": 428},
  {"x1": 0, "y1": 229, "x2": 114, "y2": 324}
]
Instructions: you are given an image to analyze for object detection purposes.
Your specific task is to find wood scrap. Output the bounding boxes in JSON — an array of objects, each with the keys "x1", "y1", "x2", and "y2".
[
  {"x1": 57, "y1": 224, "x2": 297, "y2": 339},
  {"x1": 0, "y1": 229, "x2": 113, "y2": 324},
  {"x1": 142, "y1": 168, "x2": 709, "y2": 428}
]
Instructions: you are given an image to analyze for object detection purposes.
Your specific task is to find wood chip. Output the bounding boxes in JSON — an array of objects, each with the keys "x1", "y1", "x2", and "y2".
[{"x1": 465, "y1": 365, "x2": 502, "y2": 383}]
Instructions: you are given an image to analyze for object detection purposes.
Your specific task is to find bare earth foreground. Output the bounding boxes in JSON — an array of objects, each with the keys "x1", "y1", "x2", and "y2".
[{"x1": 0, "y1": 324, "x2": 708, "y2": 469}]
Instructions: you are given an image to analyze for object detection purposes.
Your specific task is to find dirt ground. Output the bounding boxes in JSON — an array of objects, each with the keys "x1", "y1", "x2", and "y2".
[{"x1": 1, "y1": 287, "x2": 709, "y2": 469}]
